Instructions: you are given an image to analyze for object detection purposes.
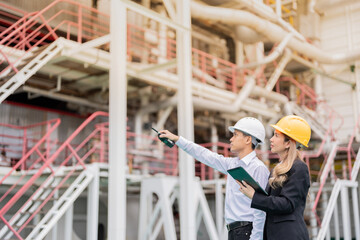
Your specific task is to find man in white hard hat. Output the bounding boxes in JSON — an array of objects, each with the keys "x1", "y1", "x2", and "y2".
[{"x1": 159, "y1": 117, "x2": 269, "y2": 240}]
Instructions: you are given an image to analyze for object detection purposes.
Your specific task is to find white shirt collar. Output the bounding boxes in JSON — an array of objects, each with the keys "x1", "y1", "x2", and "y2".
[{"x1": 240, "y1": 151, "x2": 256, "y2": 166}]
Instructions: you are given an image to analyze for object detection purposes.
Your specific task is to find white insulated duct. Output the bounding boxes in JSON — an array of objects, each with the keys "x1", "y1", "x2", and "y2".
[
  {"x1": 239, "y1": 33, "x2": 293, "y2": 69},
  {"x1": 233, "y1": 0, "x2": 305, "y2": 42},
  {"x1": 235, "y1": 26, "x2": 264, "y2": 44},
  {"x1": 135, "y1": 77, "x2": 279, "y2": 121},
  {"x1": 190, "y1": 1, "x2": 360, "y2": 64}
]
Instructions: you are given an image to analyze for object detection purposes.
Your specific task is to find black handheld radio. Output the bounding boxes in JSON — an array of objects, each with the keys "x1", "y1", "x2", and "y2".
[{"x1": 151, "y1": 128, "x2": 175, "y2": 148}]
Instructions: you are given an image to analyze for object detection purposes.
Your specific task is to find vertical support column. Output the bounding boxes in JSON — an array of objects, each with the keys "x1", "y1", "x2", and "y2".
[
  {"x1": 333, "y1": 200, "x2": 340, "y2": 240},
  {"x1": 353, "y1": 65, "x2": 360, "y2": 141},
  {"x1": 235, "y1": 41, "x2": 244, "y2": 66},
  {"x1": 215, "y1": 181, "x2": 224, "y2": 237},
  {"x1": 51, "y1": 190, "x2": 59, "y2": 240},
  {"x1": 323, "y1": 192, "x2": 330, "y2": 240},
  {"x1": 196, "y1": 180, "x2": 219, "y2": 240},
  {"x1": 351, "y1": 187, "x2": 360, "y2": 240},
  {"x1": 109, "y1": 0, "x2": 127, "y2": 239},
  {"x1": 87, "y1": 165, "x2": 99, "y2": 240},
  {"x1": 340, "y1": 187, "x2": 351, "y2": 240},
  {"x1": 309, "y1": 190, "x2": 318, "y2": 239},
  {"x1": 276, "y1": 0, "x2": 282, "y2": 18},
  {"x1": 176, "y1": 0, "x2": 196, "y2": 239},
  {"x1": 64, "y1": 204, "x2": 74, "y2": 240},
  {"x1": 211, "y1": 120, "x2": 219, "y2": 180}
]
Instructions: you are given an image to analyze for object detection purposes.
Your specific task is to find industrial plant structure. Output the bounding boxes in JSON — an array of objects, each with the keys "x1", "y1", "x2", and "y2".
[{"x1": 0, "y1": 0, "x2": 359, "y2": 239}]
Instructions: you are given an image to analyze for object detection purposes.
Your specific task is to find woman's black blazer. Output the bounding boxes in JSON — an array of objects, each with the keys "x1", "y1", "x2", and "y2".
[{"x1": 251, "y1": 159, "x2": 310, "y2": 240}]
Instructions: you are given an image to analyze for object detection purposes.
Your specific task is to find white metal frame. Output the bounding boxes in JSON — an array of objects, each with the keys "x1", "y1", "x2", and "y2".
[{"x1": 138, "y1": 176, "x2": 220, "y2": 240}]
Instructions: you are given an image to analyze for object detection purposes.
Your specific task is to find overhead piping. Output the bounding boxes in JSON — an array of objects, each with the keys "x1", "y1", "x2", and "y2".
[
  {"x1": 233, "y1": 0, "x2": 306, "y2": 42},
  {"x1": 22, "y1": 86, "x2": 109, "y2": 111},
  {"x1": 238, "y1": 33, "x2": 293, "y2": 69},
  {"x1": 135, "y1": 77, "x2": 280, "y2": 120},
  {"x1": 190, "y1": 1, "x2": 360, "y2": 64}
]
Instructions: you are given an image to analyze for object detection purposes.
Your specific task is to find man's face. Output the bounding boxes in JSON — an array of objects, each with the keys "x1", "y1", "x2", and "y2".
[{"x1": 229, "y1": 130, "x2": 251, "y2": 154}]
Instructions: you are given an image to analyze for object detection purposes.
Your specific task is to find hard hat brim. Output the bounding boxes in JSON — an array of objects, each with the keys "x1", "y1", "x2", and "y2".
[
  {"x1": 228, "y1": 126, "x2": 264, "y2": 144},
  {"x1": 270, "y1": 124, "x2": 309, "y2": 147}
]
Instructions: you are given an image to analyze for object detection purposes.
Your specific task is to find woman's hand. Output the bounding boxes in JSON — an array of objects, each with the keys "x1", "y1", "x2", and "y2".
[
  {"x1": 158, "y1": 130, "x2": 179, "y2": 142},
  {"x1": 237, "y1": 180, "x2": 255, "y2": 199}
]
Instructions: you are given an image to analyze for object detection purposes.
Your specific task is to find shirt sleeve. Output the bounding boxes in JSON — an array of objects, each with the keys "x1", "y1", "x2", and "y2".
[
  {"x1": 176, "y1": 136, "x2": 230, "y2": 174},
  {"x1": 250, "y1": 165, "x2": 270, "y2": 240},
  {"x1": 251, "y1": 161, "x2": 310, "y2": 214}
]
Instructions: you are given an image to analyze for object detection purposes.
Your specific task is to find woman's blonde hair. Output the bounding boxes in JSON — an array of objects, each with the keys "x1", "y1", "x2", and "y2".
[{"x1": 269, "y1": 135, "x2": 302, "y2": 189}]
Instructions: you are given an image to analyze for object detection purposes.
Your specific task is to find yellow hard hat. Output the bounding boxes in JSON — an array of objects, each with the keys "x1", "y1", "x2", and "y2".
[{"x1": 270, "y1": 115, "x2": 311, "y2": 147}]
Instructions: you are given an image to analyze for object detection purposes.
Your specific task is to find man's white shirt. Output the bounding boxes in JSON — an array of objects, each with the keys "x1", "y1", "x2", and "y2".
[{"x1": 176, "y1": 136, "x2": 269, "y2": 240}]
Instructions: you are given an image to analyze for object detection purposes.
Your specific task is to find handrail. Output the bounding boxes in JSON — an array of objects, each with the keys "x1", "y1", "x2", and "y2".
[
  {"x1": 279, "y1": 76, "x2": 344, "y2": 135},
  {"x1": 0, "y1": 112, "x2": 109, "y2": 239},
  {"x1": 337, "y1": 114, "x2": 360, "y2": 180},
  {"x1": 302, "y1": 124, "x2": 331, "y2": 178},
  {"x1": 0, "y1": 118, "x2": 61, "y2": 200},
  {"x1": 311, "y1": 116, "x2": 360, "y2": 229},
  {"x1": 0, "y1": 111, "x2": 108, "y2": 213},
  {"x1": 310, "y1": 141, "x2": 338, "y2": 225},
  {"x1": 0, "y1": 0, "x2": 110, "y2": 76},
  {"x1": 0, "y1": 2, "x2": 27, "y2": 16},
  {"x1": 0, "y1": 118, "x2": 61, "y2": 171},
  {"x1": 316, "y1": 179, "x2": 358, "y2": 240}
]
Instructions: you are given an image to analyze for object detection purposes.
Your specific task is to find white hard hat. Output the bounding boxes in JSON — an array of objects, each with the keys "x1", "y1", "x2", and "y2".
[{"x1": 228, "y1": 117, "x2": 265, "y2": 144}]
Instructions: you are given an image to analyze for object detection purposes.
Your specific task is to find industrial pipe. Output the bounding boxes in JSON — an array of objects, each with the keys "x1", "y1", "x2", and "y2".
[{"x1": 190, "y1": 1, "x2": 360, "y2": 64}]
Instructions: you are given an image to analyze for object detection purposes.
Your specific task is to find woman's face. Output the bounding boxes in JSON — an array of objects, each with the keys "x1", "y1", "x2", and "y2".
[{"x1": 270, "y1": 130, "x2": 290, "y2": 154}]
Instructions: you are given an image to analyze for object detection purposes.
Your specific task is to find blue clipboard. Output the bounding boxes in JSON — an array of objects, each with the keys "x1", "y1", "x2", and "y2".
[{"x1": 227, "y1": 166, "x2": 268, "y2": 195}]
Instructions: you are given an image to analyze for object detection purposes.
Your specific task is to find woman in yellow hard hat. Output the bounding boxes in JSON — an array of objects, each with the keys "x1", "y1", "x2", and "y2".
[{"x1": 238, "y1": 115, "x2": 311, "y2": 240}]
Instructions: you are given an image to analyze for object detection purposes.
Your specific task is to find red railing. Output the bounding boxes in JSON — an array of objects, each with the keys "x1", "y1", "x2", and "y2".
[
  {"x1": 0, "y1": 0, "x2": 288, "y2": 97},
  {"x1": 336, "y1": 115, "x2": 360, "y2": 180},
  {"x1": 126, "y1": 21, "x2": 244, "y2": 93},
  {"x1": 0, "y1": 2, "x2": 27, "y2": 39},
  {"x1": 0, "y1": 112, "x2": 108, "y2": 239},
  {"x1": 196, "y1": 142, "x2": 232, "y2": 180},
  {"x1": 310, "y1": 115, "x2": 360, "y2": 227},
  {"x1": 126, "y1": 131, "x2": 178, "y2": 175},
  {"x1": 278, "y1": 76, "x2": 343, "y2": 135},
  {"x1": 0, "y1": 119, "x2": 61, "y2": 171},
  {"x1": 0, "y1": 0, "x2": 109, "y2": 76}
]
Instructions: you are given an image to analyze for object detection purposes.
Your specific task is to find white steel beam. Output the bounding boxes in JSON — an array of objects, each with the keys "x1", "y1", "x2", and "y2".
[
  {"x1": 340, "y1": 187, "x2": 351, "y2": 240},
  {"x1": 67, "y1": 34, "x2": 110, "y2": 56},
  {"x1": 162, "y1": 0, "x2": 176, "y2": 20},
  {"x1": 176, "y1": 0, "x2": 196, "y2": 239},
  {"x1": 120, "y1": 0, "x2": 188, "y2": 32},
  {"x1": 64, "y1": 204, "x2": 74, "y2": 240},
  {"x1": 215, "y1": 181, "x2": 224, "y2": 236},
  {"x1": 108, "y1": 0, "x2": 128, "y2": 239},
  {"x1": 351, "y1": 187, "x2": 360, "y2": 240},
  {"x1": 87, "y1": 164, "x2": 99, "y2": 240}
]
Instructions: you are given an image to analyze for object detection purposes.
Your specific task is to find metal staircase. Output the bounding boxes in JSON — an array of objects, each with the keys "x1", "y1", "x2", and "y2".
[
  {"x1": 0, "y1": 167, "x2": 94, "y2": 240},
  {"x1": 0, "y1": 40, "x2": 63, "y2": 103},
  {"x1": 0, "y1": 112, "x2": 108, "y2": 240},
  {"x1": 26, "y1": 167, "x2": 94, "y2": 240},
  {"x1": 316, "y1": 146, "x2": 360, "y2": 240}
]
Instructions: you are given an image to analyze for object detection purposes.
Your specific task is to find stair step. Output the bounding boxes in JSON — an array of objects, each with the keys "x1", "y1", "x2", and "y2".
[
  {"x1": 31, "y1": 44, "x2": 49, "y2": 54},
  {"x1": 18, "y1": 55, "x2": 36, "y2": 64},
  {"x1": 20, "y1": 224, "x2": 38, "y2": 228},
  {"x1": 23, "y1": 208, "x2": 48, "y2": 214},
  {"x1": 35, "y1": 196, "x2": 59, "y2": 202}
]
